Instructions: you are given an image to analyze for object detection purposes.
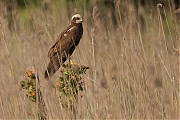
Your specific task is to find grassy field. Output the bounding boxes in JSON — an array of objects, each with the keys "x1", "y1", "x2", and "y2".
[{"x1": 0, "y1": 0, "x2": 179, "y2": 119}]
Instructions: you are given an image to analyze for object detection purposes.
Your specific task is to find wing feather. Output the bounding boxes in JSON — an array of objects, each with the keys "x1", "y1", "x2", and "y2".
[
  {"x1": 44, "y1": 26, "x2": 79, "y2": 79},
  {"x1": 48, "y1": 26, "x2": 79, "y2": 59}
]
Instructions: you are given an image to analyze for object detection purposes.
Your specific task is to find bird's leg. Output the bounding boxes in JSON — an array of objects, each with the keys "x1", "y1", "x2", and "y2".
[
  {"x1": 68, "y1": 54, "x2": 71, "y2": 64},
  {"x1": 67, "y1": 54, "x2": 80, "y2": 66}
]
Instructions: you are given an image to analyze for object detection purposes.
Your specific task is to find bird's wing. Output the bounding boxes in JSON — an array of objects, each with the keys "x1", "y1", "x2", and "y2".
[
  {"x1": 44, "y1": 26, "x2": 79, "y2": 79},
  {"x1": 47, "y1": 26, "x2": 79, "y2": 59}
]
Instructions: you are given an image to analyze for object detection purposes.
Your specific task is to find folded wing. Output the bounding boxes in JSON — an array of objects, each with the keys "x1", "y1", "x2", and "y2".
[{"x1": 44, "y1": 26, "x2": 79, "y2": 79}]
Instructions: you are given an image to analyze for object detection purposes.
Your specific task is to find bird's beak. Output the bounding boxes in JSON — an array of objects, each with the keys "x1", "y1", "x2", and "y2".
[
  {"x1": 76, "y1": 17, "x2": 83, "y2": 23},
  {"x1": 80, "y1": 17, "x2": 83, "y2": 22},
  {"x1": 79, "y1": 17, "x2": 83, "y2": 23}
]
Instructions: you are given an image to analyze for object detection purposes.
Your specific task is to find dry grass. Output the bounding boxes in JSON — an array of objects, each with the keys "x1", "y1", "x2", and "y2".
[{"x1": 0, "y1": 0, "x2": 179, "y2": 119}]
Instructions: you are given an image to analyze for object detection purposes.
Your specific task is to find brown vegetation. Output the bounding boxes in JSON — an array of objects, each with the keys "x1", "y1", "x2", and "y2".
[{"x1": 0, "y1": 0, "x2": 179, "y2": 119}]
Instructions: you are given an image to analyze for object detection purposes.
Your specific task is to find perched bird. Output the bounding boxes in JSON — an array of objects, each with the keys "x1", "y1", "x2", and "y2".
[{"x1": 44, "y1": 14, "x2": 83, "y2": 79}]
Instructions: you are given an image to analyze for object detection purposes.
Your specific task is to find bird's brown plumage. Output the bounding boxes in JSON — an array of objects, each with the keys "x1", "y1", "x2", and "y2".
[{"x1": 44, "y1": 14, "x2": 83, "y2": 79}]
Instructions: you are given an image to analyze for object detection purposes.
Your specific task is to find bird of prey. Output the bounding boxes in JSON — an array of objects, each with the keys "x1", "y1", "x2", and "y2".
[{"x1": 44, "y1": 14, "x2": 83, "y2": 79}]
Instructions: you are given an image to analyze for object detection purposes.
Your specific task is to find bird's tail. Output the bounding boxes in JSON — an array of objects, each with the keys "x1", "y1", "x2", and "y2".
[{"x1": 44, "y1": 57, "x2": 61, "y2": 79}]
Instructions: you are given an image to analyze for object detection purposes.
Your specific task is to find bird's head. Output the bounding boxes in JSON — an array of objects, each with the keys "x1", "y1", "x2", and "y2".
[{"x1": 71, "y1": 14, "x2": 83, "y2": 24}]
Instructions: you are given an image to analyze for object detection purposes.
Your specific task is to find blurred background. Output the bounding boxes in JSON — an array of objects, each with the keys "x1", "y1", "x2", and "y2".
[{"x1": 0, "y1": 0, "x2": 179, "y2": 119}]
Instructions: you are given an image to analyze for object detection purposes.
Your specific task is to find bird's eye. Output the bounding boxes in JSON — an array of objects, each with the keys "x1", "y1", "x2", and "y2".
[{"x1": 77, "y1": 17, "x2": 80, "y2": 20}]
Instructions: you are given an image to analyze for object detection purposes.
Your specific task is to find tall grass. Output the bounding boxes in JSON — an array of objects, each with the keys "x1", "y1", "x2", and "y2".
[{"x1": 0, "y1": 0, "x2": 179, "y2": 119}]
